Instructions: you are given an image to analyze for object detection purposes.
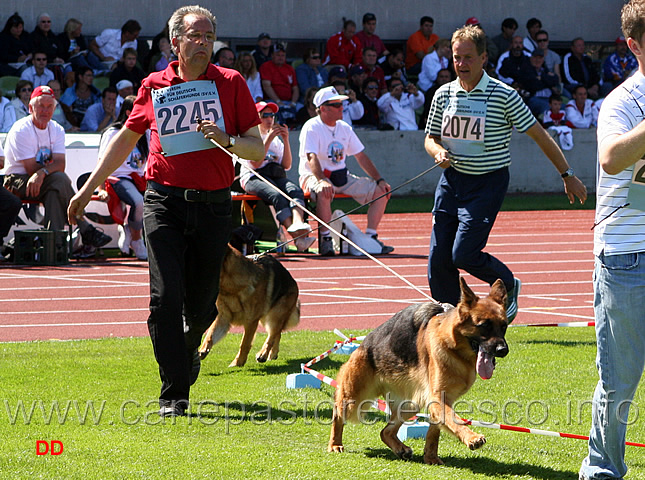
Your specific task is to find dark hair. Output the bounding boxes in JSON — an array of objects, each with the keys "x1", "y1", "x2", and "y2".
[
  {"x1": 121, "y1": 19, "x2": 141, "y2": 34},
  {"x1": 302, "y1": 47, "x2": 319, "y2": 62},
  {"x1": 342, "y1": 18, "x2": 356, "y2": 30},
  {"x1": 15, "y1": 79, "x2": 33, "y2": 97},
  {"x1": 549, "y1": 93, "x2": 562, "y2": 103},
  {"x1": 362, "y1": 76, "x2": 379, "y2": 90},
  {"x1": 362, "y1": 13, "x2": 376, "y2": 24},
  {"x1": 386, "y1": 77, "x2": 403, "y2": 90},
  {"x1": 501, "y1": 17, "x2": 518, "y2": 30},
  {"x1": 102, "y1": 86, "x2": 117, "y2": 97},
  {"x1": 622, "y1": 0, "x2": 645, "y2": 42},
  {"x1": 74, "y1": 65, "x2": 93, "y2": 83},
  {"x1": 420, "y1": 16, "x2": 434, "y2": 26},
  {"x1": 526, "y1": 18, "x2": 542, "y2": 30},
  {"x1": 536, "y1": 30, "x2": 549, "y2": 40},
  {"x1": 3, "y1": 12, "x2": 24, "y2": 34},
  {"x1": 214, "y1": 46, "x2": 234, "y2": 62}
]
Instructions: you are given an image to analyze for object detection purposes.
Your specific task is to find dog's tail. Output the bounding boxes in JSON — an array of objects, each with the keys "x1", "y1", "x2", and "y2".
[{"x1": 286, "y1": 299, "x2": 301, "y2": 329}]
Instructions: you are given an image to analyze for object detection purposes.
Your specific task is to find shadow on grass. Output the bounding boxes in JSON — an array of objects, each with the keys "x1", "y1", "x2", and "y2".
[
  {"x1": 523, "y1": 339, "x2": 596, "y2": 347},
  {"x1": 203, "y1": 356, "x2": 346, "y2": 378},
  {"x1": 363, "y1": 447, "x2": 577, "y2": 478}
]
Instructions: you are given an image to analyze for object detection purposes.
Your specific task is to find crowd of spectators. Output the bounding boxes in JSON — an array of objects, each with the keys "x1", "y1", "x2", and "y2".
[{"x1": 0, "y1": 11, "x2": 630, "y2": 135}]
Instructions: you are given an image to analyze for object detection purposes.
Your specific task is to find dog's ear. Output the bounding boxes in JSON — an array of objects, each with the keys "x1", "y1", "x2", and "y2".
[
  {"x1": 459, "y1": 277, "x2": 478, "y2": 308},
  {"x1": 489, "y1": 279, "x2": 507, "y2": 307}
]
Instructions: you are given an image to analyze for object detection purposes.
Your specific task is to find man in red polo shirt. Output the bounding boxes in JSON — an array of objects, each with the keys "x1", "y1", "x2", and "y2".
[
  {"x1": 260, "y1": 43, "x2": 299, "y2": 124},
  {"x1": 68, "y1": 5, "x2": 264, "y2": 417}
]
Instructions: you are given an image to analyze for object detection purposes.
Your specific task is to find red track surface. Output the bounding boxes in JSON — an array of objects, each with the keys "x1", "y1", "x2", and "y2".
[{"x1": 0, "y1": 210, "x2": 594, "y2": 342}]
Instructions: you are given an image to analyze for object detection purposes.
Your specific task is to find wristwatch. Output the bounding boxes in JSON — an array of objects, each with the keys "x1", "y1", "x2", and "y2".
[
  {"x1": 225, "y1": 135, "x2": 236, "y2": 149},
  {"x1": 561, "y1": 168, "x2": 574, "y2": 178}
]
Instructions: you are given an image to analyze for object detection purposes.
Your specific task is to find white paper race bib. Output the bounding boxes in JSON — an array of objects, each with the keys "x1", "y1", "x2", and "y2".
[
  {"x1": 441, "y1": 97, "x2": 486, "y2": 156},
  {"x1": 627, "y1": 158, "x2": 645, "y2": 211},
  {"x1": 151, "y1": 81, "x2": 226, "y2": 156}
]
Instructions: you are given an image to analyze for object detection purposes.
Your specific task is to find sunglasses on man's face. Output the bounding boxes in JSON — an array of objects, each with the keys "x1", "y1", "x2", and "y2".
[
  {"x1": 261, "y1": 112, "x2": 275, "y2": 118},
  {"x1": 324, "y1": 102, "x2": 343, "y2": 109},
  {"x1": 310, "y1": 55, "x2": 321, "y2": 59}
]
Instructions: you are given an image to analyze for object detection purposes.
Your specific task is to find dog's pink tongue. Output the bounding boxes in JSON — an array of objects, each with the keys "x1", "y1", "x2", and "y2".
[{"x1": 476, "y1": 346, "x2": 495, "y2": 380}]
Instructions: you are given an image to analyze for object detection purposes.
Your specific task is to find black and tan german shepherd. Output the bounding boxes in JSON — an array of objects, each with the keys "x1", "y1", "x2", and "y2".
[
  {"x1": 198, "y1": 246, "x2": 300, "y2": 367},
  {"x1": 328, "y1": 277, "x2": 509, "y2": 465}
]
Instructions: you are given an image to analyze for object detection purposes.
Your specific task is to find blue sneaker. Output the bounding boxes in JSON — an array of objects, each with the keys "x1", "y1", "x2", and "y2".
[{"x1": 506, "y1": 278, "x2": 521, "y2": 323}]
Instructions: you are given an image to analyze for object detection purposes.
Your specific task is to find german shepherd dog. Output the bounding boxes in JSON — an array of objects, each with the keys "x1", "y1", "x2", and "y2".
[
  {"x1": 328, "y1": 277, "x2": 509, "y2": 465},
  {"x1": 198, "y1": 246, "x2": 300, "y2": 367}
]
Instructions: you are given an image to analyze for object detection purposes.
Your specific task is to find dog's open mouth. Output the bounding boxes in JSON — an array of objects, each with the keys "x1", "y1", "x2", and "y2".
[{"x1": 471, "y1": 341, "x2": 496, "y2": 380}]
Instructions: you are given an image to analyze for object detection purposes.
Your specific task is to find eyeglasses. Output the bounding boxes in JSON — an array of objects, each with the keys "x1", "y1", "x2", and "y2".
[
  {"x1": 261, "y1": 112, "x2": 275, "y2": 118},
  {"x1": 366, "y1": 85, "x2": 379, "y2": 90},
  {"x1": 537, "y1": 38, "x2": 548, "y2": 43},
  {"x1": 34, "y1": 58, "x2": 47, "y2": 62},
  {"x1": 40, "y1": 20, "x2": 51, "y2": 24},
  {"x1": 185, "y1": 32, "x2": 216, "y2": 43},
  {"x1": 310, "y1": 55, "x2": 321, "y2": 59},
  {"x1": 20, "y1": 87, "x2": 33, "y2": 93},
  {"x1": 324, "y1": 102, "x2": 343, "y2": 109}
]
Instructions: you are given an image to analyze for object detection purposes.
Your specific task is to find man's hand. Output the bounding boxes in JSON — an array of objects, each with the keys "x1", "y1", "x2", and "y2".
[
  {"x1": 434, "y1": 150, "x2": 452, "y2": 168},
  {"x1": 563, "y1": 176, "x2": 587, "y2": 205},
  {"x1": 197, "y1": 119, "x2": 230, "y2": 147},
  {"x1": 376, "y1": 179, "x2": 392, "y2": 200},
  {"x1": 25, "y1": 170, "x2": 45, "y2": 198}
]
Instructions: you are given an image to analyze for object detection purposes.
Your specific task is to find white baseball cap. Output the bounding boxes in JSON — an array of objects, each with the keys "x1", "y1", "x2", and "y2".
[
  {"x1": 116, "y1": 79, "x2": 133, "y2": 91},
  {"x1": 313, "y1": 86, "x2": 348, "y2": 108}
]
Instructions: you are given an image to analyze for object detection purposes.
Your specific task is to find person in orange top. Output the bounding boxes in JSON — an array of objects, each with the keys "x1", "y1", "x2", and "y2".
[
  {"x1": 324, "y1": 19, "x2": 363, "y2": 69},
  {"x1": 405, "y1": 16, "x2": 439, "y2": 75}
]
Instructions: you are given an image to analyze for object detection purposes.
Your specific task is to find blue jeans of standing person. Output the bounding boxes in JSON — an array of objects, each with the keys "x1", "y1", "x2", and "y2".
[
  {"x1": 428, "y1": 166, "x2": 513, "y2": 306},
  {"x1": 244, "y1": 175, "x2": 306, "y2": 224},
  {"x1": 143, "y1": 187, "x2": 232, "y2": 409},
  {"x1": 112, "y1": 178, "x2": 144, "y2": 231},
  {"x1": 580, "y1": 252, "x2": 645, "y2": 479}
]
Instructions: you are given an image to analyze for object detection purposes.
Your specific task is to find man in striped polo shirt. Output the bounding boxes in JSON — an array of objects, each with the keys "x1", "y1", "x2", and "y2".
[
  {"x1": 580, "y1": 2, "x2": 645, "y2": 478},
  {"x1": 424, "y1": 25, "x2": 587, "y2": 322}
]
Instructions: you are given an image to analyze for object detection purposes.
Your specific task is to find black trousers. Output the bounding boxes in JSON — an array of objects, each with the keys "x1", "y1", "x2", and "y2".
[
  {"x1": 143, "y1": 188, "x2": 232, "y2": 407},
  {"x1": 0, "y1": 187, "x2": 21, "y2": 240}
]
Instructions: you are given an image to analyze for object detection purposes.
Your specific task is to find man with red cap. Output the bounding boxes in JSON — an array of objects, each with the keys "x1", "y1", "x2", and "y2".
[
  {"x1": 2, "y1": 85, "x2": 111, "y2": 248},
  {"x1": 602, "y1": 36, "x2": 638, "y2": 94}
]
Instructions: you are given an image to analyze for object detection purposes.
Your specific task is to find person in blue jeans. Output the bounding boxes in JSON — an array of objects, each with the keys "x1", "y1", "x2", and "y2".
[
  {"x1": 580, "y1": 1, "x2": 645, "y2": 478},
  {"x1": 240, "y1": 101, "x2": 314, "y2": 252}
]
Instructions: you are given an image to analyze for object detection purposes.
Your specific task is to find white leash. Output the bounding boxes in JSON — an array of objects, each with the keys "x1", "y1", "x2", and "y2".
[{"x1": 205, "y1": 129, "x2": 437, "y2": 303}]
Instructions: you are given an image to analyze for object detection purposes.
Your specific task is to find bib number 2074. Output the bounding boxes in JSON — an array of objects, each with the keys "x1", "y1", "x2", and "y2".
[
  {"x1": 157, "y1": 100, "x2": 221, "y2": 136},
  {"x1": 442, "y1": 114, "x2": 483, "y2": 141}
]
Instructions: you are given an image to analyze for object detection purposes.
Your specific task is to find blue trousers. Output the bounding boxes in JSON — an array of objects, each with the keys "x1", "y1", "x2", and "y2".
[
  {"x1": 143, "y1": 188, "x2": 232, "y2": 407},
  {"x1": 428, "y1": 166, "x2": 513, "y2": 305},
  {"x1": 112, "y1": 178, "x2": 144, "y2": 230},
  {"x1": 244, "y1": 175, "x2": 306, "y2": 224}
]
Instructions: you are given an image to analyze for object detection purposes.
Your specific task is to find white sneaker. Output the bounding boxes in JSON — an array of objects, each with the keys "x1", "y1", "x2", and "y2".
[
  {"x1": 287, "y1": 222, "x2": 312, "y2": 236},
  {"x1": 117, "y1": 225, "x2": 131, "y2": 255},
  {"x1": 130, "y1": 238, "x2": 148, "y2": 260},
  {"x1": 294, "y1": 236, "x2": 315, "y2": 252}
]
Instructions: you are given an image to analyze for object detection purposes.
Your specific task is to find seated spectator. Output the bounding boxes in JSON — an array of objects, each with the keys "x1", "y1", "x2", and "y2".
[
  {"x1": 405, "y1": 16, "x2": 439, "y2": 75},
  {"x1": 20, "y1": 51, "x2": 55, "y2": 88},
  {"x1": 252, "y1": 32, "x2": 273, "y2": 69},
  {"x1": 497, "y1": 36, "x2": 530, "y2": 85},
  {"x1": 565, "y1": 85, "x2": 598, "y2": 128},
  {"x1": 354, "y1": 12, "x2": 388, "y2": 58},
  {"x1": 0, "y1": 145, "x2": 22, "y2": 246},
  {"x1": 464, "y1": 17, "x2": 499, "y2": 67},
  {"x1": 492, "y1": 18, "x2": 518, "y2": 58},
  {"x1": 324, "y1": 19, "x2": 362, "y2": 68},
  {"x1": 419, "y1": 68, "x2": 453, "y2": 129},
  {"x1": 46, "y1": 79, "x2": 78, "y2": 131},
  {"x1": 56, "y1": 18, "x2": 96, "y2": 72},
  {"x1": 348, "y1": 64, "x2": 368, "y2": 95},
  {"x1": 214, "y1": 46, "x2": 235, "y2": 68},
  {"x1": 115, "y1": 79, "x2": 133, "y2": 115},
  {"x1": 418, "y1": 38, "x2": 451, "y2": 92},
  {"x1": 143, "y1": 21, "x2": 170, "y2": 73},
  {"x1": 88, "y1": 19, "x2": 141, "y2": 70},
  {"x1": 96, "y1": 95, "x2": 148, "y2": 260},
  {"x1": 516, "y1": 49, "x2": 560, "y2": 117},
  {"x1": 0, "y1": 89, "x2": 16, "y2": 133},
  {"x1": 109, "y1": 48, "x2": 146, "y2": 92},
  {"x1": 149, "y1": 37, "x2": 175, "y2": 72},
  {"x1": 355, "y1": 77, "x2": 383, "y2": 130},
  {"x1": 534, "y1": 30, "x2": 562, "y2": 85},
  {"x1": 295, "y1": 86, "x2": 319, "y2": 128},
  {"x1": 260, "y1": 44, "x2": 299, "y2": 125},
  {"x1": 330, "y1": 80, "x2": 364, "y2": 126},
  {"x1": 360, "y1": 46, "x2": 386, "y2": 94},
  {"x1": 298, "y1": 86, "x2": 393, "y2": 256},
  {"x1": 295, "y1": 48, "x2": 328, "y2": 104},
  {"x1": 328, "y1": 65, "x2": 348, "y2": 84},
  {"x1": 60, "y1": 66, "x2": 101, "y2": 125},
  {"x1": 523, "y1": 17, "x2": 542, "y2": 53},
  {"x1": 543, "y1": 93, "x2": 566, "y2": 127},
  {"x1": 241, "y1": 101, "x2": 315, "y2": 252},
  {"x1": 3, "y1": 85, "x2": 111, "y2": 248},
  {"x1": 377, "y1": 78, "x2": 424, "y2": 130},
  {"x1": 602, "y1": 36, "x2": 638, "y2": 94},
  {"x1": 563, "y1": 37, "x2": 601, "y2": 100},
  {"x1": 80, "y1": 86, "x2": 118, "y2": 132},
  {"x1": 0, "y1": 13, "x2": 33, "y2": 75},
  {"x1": 30, "y1": 13, "x2": 64, "y2": 65},
  {"x1": 10, "y1": 80, "x2": 33, "y2": 122},
  {"x1": 380, "y1": 49, "x2": 407, "y2": 84},
  {"x1": 234, "y1": 52, "x2": 263, "y2": 102}
]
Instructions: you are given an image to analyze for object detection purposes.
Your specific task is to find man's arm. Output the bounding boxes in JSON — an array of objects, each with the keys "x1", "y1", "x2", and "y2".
[
  {"x1": 524, "y1": 122, "x2": 587, "y2": 204},
  {"x1": 597, "y1": 121, "x2": 645, "y2": 175},
  {"x1": 424, "y1": 134, "x2": 451, "y2": 168},
  {"x1": 354, "y1": 151, "x2": 391, "y2": 197},
  {"x1": 22, "y1": 153, "x2": 66, "y2": 198},
  {"x1": 68, "y1": 127, "x2": 142, "y2": 224},
  {"x1": 261, "y1": 79, "x2": 281, "y2": 104}
]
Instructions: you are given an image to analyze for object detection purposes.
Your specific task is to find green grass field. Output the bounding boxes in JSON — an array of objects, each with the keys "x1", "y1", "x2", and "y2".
[{"x1": 2, "y1": 328, "x2": 643, "y2": 479}]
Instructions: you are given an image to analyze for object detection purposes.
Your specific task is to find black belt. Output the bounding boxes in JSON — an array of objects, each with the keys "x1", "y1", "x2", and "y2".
[{"x1": 147, "y1": 181, "x2": 230, "y2": 203}]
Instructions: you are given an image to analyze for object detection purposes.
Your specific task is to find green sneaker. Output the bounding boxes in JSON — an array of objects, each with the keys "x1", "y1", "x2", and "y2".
[{"x1": 506, "y1": 278, "x2": 521, "y2": 323}]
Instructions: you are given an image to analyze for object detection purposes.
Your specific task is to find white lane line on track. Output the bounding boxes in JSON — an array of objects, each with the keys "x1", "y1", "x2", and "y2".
[
  {"x1": 0, "y1": 308, "x2": 148, "y2": 316},
  {"x1": 0, "y1": 295, "x2": 149, "y2": 303}
]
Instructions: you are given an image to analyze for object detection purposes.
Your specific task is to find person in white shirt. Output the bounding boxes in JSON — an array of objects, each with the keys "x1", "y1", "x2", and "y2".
[
  {"x1": 565, "y1": 85, "x2": 598, "y2": 128},
  {"x1": 298, "y1": 86, "x2": 393, "y2": 255},
  {"x1": 377, "y1": 78, "x2": 424, "y2": 130},
  {"x1": 418, "y1": 38, "x2": 451, "y2": 92},
  {"x1": 20, "y1": 51, "x2": 55, "y2": 88},
  {"x1": 88, "y1": 20, "x2": 140, "y2": 69},
  {"x1": 331, "y1": 80, "x2": 364, "y2": 126}
]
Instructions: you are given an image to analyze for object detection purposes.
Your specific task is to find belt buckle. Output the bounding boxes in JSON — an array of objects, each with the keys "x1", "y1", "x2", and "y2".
[{"x1": 184, "y1": 189, "x2": 200, "y2": 202}]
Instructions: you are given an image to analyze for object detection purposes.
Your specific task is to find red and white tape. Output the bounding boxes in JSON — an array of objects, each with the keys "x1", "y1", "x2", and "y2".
[{"x1": 510, "y1": 321, "x2": 595, "y2": 328}]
